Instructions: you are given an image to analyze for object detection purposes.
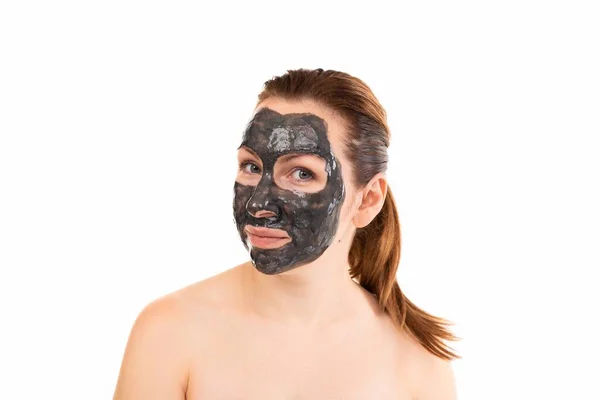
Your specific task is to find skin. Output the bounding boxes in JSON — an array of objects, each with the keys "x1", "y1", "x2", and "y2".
[
  {"x1": 233, "y1": 107, "x2": 346, "y2": 275},
  {"x1": 113, "y1": 98, "x2": 457, "y2": 400}
]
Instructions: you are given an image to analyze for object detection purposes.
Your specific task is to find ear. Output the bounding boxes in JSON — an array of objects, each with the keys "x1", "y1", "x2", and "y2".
[{"x1": 352, "y1": 173, "x2": 388, "y2": 229}]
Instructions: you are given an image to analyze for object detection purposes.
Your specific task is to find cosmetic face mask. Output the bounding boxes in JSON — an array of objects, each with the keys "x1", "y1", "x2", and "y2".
[{"x1": 233, "y1": 107, "x2": 346, "y2": 275}]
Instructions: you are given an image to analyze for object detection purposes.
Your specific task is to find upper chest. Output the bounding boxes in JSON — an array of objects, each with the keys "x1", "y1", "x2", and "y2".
[{"x1": 185, "y1": 313, "x2": 416, "y2": 400}]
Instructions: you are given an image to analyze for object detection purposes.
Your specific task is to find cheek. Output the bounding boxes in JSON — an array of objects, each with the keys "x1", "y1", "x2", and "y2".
[
  {"x1": 337, "y1": 200, "x2": 352, "y2": 226},
  {"x1": 337, "y1": 188, "x2": 359, "y2": 225},
  {"x1": 233, "y1": 183, "x2": 253, "y2": 214}
]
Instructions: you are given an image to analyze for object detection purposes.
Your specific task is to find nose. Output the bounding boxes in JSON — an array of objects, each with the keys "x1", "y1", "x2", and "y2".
[
  {"x1": 246, "y1": 196, "x2": 280, "y2": 219},
  {"x1": 246, "y1": 174, "x2": 281, "y2": 219},
  {"x1": 252, "y1": 209, "x2": 277, "y2": 218}
]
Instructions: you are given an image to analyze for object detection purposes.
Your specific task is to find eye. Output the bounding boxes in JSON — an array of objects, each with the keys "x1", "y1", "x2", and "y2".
[
  {"x1": 291, "y1": 168, "x2": 314, "y2": 183},
  {"x1": 239, "y1": 161, "x2": 261, "y2": 174}
]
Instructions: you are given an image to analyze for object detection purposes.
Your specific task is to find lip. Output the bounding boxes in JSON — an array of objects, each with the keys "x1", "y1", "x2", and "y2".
[
  {"x1": 244, "y1": 225, "x2": 291, "y2": 249},
  {"x1": 244, "y1": 225, "x2": 290, "y2": 238}
]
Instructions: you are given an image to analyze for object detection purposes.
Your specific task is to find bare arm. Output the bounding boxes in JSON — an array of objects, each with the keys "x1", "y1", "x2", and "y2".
[{"x1": 113, "y1": 296, "x2": 190, "y2": 400}]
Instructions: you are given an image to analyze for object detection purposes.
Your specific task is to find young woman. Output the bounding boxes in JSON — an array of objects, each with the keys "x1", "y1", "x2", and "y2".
[{"x1": 114, "y1": 68, "x2": 460, "y2": 400}]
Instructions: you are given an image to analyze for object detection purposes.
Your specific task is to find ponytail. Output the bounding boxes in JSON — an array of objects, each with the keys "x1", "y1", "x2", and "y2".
[{"x1": 348, "y1": 187, "x2": 460, "y2": 361}]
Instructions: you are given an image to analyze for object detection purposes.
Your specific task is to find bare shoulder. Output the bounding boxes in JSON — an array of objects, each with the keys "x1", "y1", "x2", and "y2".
[
  {"x1": 129, "y1": 262, "x2": 244, "y2": 333},
  {"x1": 113, "y1": 263, "x2": 247, "y2": 399},
  {"x1": 393, "y1": 328, "x2": 457, "y2": 400},
  {"x1": 113, "y1": 290, "x2": 191, "y2": 398}
]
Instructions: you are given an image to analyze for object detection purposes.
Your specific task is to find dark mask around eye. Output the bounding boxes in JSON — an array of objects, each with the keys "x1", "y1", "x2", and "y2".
[{"x1": 233, "y1": 107, "x2": 346, "y2": 275}]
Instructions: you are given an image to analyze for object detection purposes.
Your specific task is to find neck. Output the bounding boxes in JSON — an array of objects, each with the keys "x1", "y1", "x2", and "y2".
[{"x1": 243, "y1": 246, "x2": 376, "y2": 330}]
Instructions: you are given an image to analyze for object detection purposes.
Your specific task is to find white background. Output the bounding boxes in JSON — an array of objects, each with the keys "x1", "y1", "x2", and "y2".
[{"x1": 1, "y1": 1, "x2": 599, "y2": 399}]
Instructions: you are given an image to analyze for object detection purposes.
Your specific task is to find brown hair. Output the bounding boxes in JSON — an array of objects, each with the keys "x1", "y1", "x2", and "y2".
[{"x1": 257, "y1": 68, "x2": 460, "y2": 361}]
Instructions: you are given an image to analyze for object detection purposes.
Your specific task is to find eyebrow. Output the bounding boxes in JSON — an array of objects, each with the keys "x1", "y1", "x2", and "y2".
[
  {"x1": 238, "y1": 146, "x2": 324, "y2": 162},
  {"x1": 238, "y1": 145, "x2": 260, "y2": 158},
  {"x1": 277, "y1": 152, "x2": 325, "y2": 163},
  {"x1": 238, "y1": 144, "x2": 324, "y2": 160},
  {"x1": 237, "y1": 146, "x2": 266, "y2": 166}
]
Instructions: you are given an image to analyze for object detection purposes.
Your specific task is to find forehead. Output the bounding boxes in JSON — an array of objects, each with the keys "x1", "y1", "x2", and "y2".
[
  {"x1": 240, "y1": 108, "x2": 326, "y2": 156},
  {"x1": 239, "y1": 98, "x2": 347, "y2": 160}
]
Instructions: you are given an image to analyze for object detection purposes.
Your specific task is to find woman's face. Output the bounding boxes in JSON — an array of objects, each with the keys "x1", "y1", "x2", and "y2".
[{"x1": 233, "y1": 97, "x2": 358, "y2": 275}]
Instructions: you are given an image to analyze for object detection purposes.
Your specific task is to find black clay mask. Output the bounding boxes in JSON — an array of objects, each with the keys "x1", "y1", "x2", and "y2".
[{"x1": 233, "y1": 107, "x2": 346, "y2": 275}]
